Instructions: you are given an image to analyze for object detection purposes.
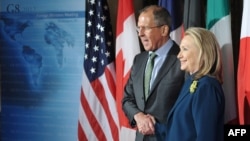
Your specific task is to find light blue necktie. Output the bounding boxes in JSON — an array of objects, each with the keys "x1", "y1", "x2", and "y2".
[{"x1": 144, "y1": 52, "x2": 157, "y2": 100}]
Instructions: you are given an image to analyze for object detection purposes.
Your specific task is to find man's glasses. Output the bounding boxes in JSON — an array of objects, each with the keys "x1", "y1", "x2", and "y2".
[{"x1": 136, "y1": 25, "x2": 164, "y2": 33}]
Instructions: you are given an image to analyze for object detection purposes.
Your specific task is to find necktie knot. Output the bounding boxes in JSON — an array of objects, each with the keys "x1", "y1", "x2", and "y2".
[{"x1": 149, "y1": 52, "x2": 157, "y2": 61}]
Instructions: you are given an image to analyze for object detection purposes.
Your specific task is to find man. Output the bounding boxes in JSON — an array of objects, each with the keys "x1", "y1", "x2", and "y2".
[{"x1": 122, "y1": 5, "x2": 185, "y2": 141}]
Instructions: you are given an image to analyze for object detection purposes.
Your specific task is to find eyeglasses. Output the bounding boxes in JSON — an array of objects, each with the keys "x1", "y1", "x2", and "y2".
[{"x1": 136, "y1": 25, "x2": 164, "y2": 32}]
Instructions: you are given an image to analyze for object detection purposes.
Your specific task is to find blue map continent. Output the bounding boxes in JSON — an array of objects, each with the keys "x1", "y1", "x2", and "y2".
[{"x1": 1, "y1": 15, "x2": 75, "y2": 86}]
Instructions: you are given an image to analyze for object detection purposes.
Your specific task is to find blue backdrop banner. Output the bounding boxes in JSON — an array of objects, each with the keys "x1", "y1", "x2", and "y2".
[{"x1": 0, "y1": 0, "x2": 85, "y2": 140}]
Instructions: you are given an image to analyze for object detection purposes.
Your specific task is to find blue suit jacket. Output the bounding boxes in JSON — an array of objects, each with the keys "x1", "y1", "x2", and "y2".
[{"x1": 156, "y1": 75, "x2": 225, "y2": 141}]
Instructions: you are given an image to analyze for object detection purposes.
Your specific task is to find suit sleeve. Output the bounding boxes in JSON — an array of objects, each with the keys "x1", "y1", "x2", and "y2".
[{"x1": 122, "y1": 55, "x2": 142, "y2": 127}]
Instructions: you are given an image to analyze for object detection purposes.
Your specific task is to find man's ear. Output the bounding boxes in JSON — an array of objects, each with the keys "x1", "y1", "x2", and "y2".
[{"x1": 162, "y1": 25, "x2": 170, "y2": 36}]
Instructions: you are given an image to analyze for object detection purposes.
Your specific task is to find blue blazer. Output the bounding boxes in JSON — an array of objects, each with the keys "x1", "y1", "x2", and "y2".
[{"x1": 155, "y1": 75, "x2": 225, "y2": 141}]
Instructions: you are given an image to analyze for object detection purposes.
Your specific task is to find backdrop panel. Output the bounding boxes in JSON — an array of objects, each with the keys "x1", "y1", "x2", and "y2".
[{"x1": 0, "y1": 0, "x2": 85, "y2": 140}]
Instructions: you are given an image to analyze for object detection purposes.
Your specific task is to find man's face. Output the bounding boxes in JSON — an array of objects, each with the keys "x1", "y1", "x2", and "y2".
[{"x1": 137, "y1": 11, "x2": 165, "y2": 51}]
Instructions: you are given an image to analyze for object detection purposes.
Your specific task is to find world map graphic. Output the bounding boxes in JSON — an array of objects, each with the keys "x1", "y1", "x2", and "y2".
[{"x1": 1, "y1": 15, "x2": 75, "y2": 86}]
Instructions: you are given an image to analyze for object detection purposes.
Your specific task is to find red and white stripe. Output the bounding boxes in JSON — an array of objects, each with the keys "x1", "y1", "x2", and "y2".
[
  {"x1": 115, "y1": 0, "x2": 141, "y2": 140},
  {"x1": 237, "y1": 0, "x2": 250, "y2": 125},
  {"x1": 78, "y1": 63, "x2": 119, "y2": 141}
]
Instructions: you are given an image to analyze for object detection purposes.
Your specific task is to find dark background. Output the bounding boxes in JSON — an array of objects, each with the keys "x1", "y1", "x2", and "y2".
[{"x1": 143, "y1": 0, "x2": 243, "y2": 81}]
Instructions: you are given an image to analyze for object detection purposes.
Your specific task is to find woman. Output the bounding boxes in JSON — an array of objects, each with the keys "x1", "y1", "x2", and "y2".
[{"x1": 155, "y1": 27, "x2": 225, "y2": 141}]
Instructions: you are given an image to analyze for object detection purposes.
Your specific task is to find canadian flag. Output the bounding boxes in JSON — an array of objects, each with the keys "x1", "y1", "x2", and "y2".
[
  {"x1": 115, "y1": 0, "x2": 141, "y2": 140},
  {"x1": 237, "y1": 0, "x2": 250, "y2": 125}
]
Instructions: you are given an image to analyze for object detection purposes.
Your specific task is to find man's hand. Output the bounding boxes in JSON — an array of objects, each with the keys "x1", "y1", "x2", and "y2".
[{"x1": 134, "y1": 112, "x2": 156, "y2": 135}]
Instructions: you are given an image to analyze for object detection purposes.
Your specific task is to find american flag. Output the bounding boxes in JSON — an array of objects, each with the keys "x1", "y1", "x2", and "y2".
[{"x1": 78, "y1": 0, "x2": 119, "y2": 140}]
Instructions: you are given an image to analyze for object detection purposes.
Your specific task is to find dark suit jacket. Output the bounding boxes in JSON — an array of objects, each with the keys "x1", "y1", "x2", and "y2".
[{"x1": 122, "y1": 41, "x2": 185, "y2": 141}]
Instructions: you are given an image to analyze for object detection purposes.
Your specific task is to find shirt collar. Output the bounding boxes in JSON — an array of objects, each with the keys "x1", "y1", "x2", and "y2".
[{"x1": 150, "y1": 39, "x2": 173, "y2": 57}]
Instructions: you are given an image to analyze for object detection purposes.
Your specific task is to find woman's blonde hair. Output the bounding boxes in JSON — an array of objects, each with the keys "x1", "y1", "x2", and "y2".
[{"x1": 185, "y1": 27, "x2": 223, "y2": 83}]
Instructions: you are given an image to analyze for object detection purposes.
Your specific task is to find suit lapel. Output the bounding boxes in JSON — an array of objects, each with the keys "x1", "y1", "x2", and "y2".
[
  {"x1": 136, "y1": 52, "x2": 149, "y2": 101},
  {"x1": 149, "y1": 42, "x2": 180, "y2": 96},
  {"x1": 150, "y1": 55, "x2": 177, "y2": 92}
]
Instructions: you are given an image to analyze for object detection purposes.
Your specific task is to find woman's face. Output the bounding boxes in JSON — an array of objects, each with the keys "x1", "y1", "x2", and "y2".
[{"x1": 178, "y1": 35, "x2": 200, "y2": 74}]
